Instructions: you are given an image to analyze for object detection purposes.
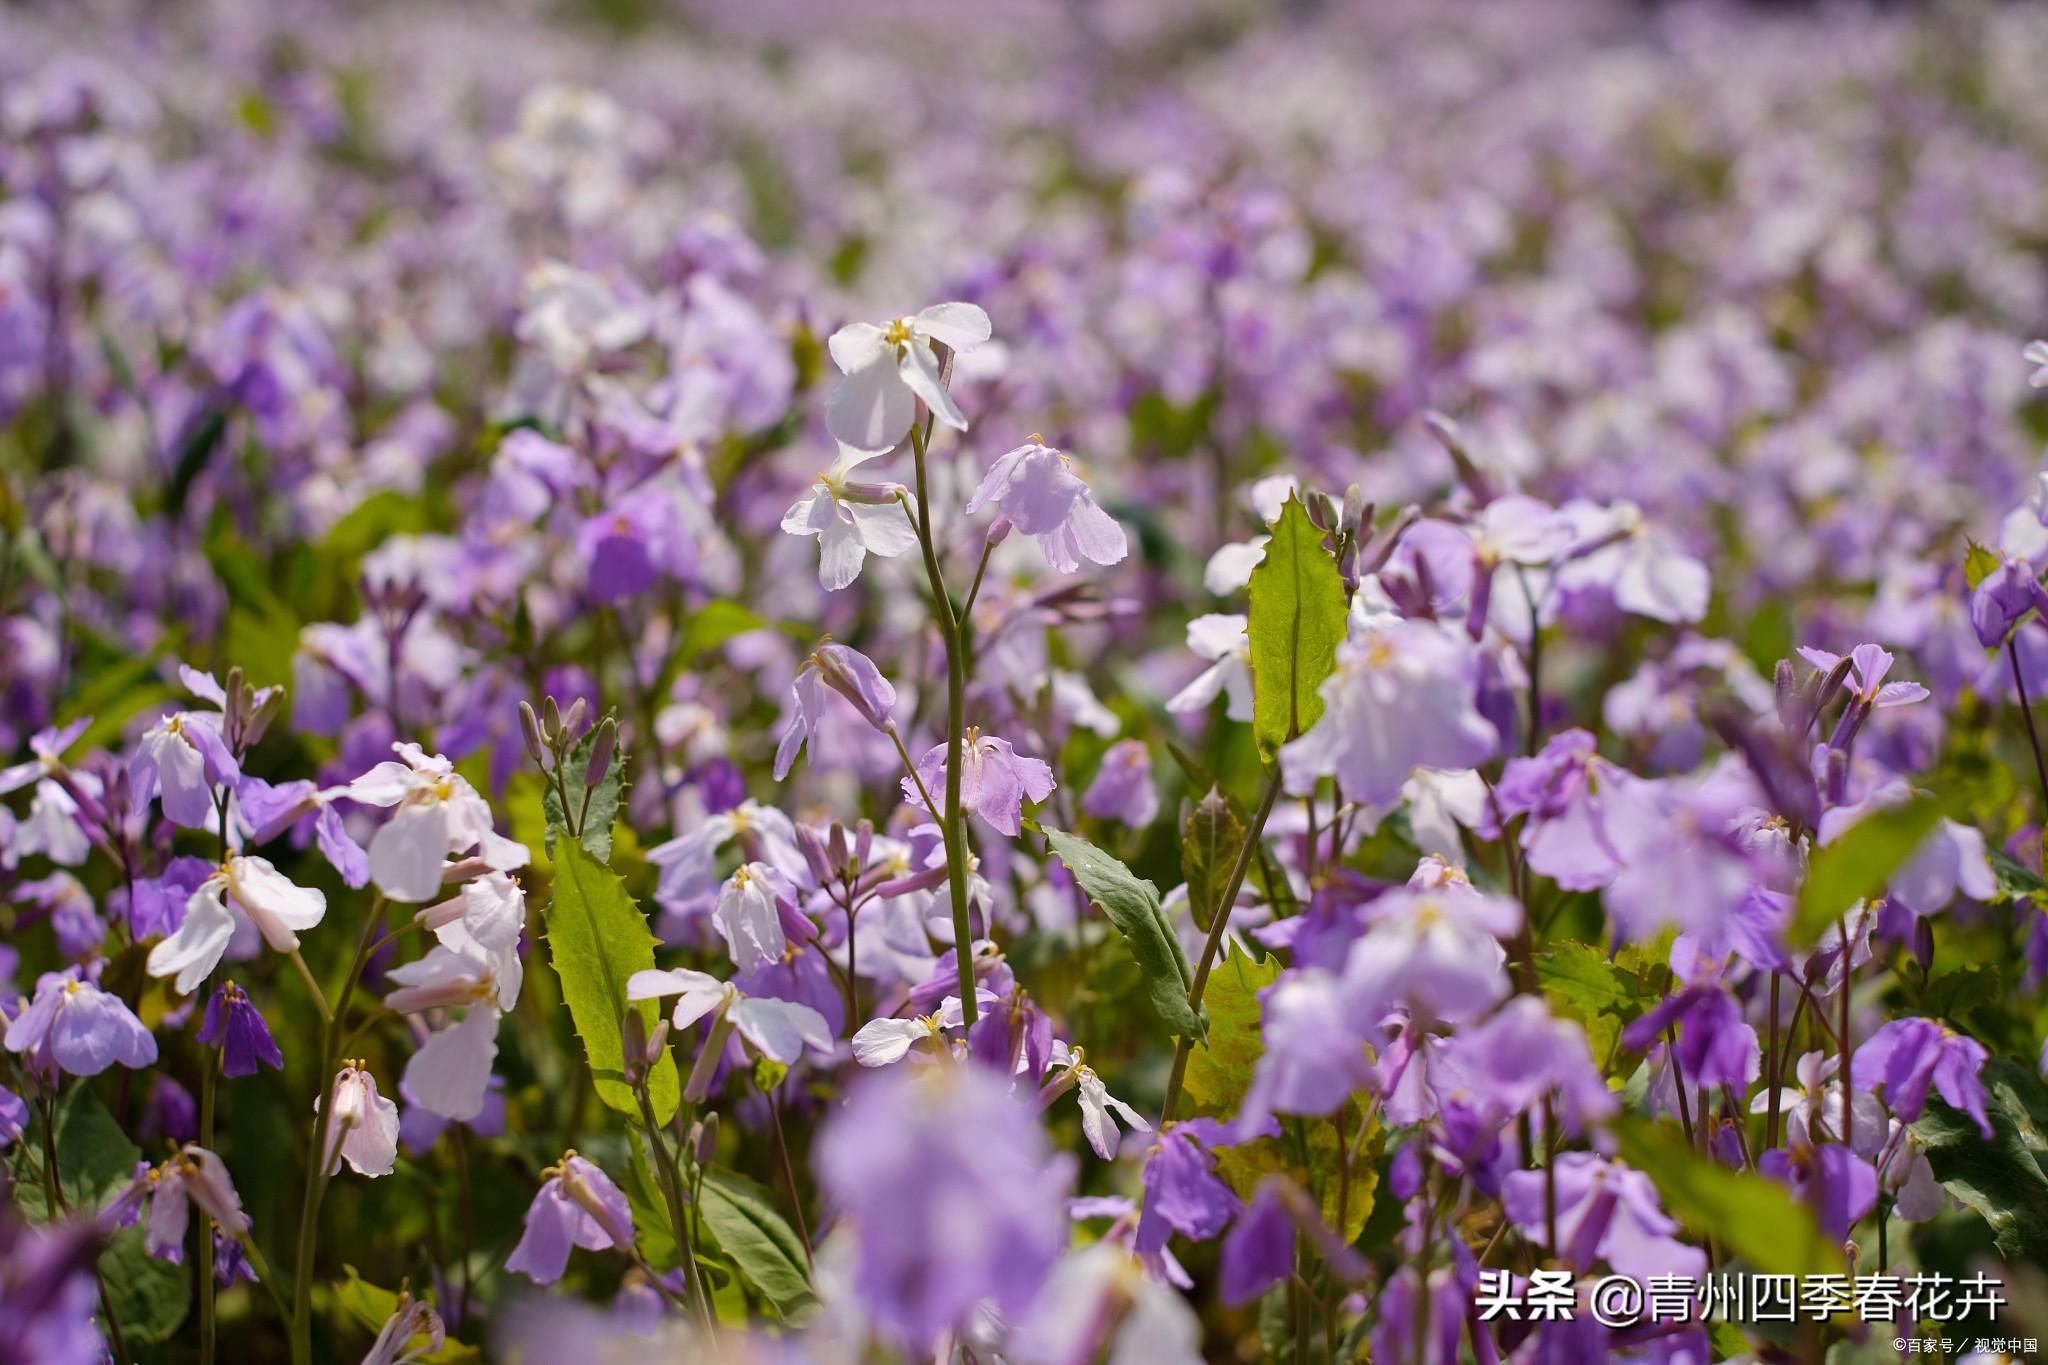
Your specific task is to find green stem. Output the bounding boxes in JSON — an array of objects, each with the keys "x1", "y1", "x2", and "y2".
[
  {"x1": 1159, "y1": 766, "x2": 1286, "y2": 1122},
  {"x1": 904, "y1": 425, "x2": 977, "y2": 1029},
  {"x1": 635, "y1": 1087, "x2": 713, "y2": 1335}
]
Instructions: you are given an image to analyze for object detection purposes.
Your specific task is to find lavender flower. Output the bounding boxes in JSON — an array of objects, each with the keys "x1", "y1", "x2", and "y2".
[
  {"x1": 903, "y1": 730, "x2": 1056, "y2": 837},
  {"x1": 197, "y1": 981, "x2": 283, "y2": 1078},
  {"x1": 505, "y1": 1153, "x2": 637, "y2": 1285},
  {"x1": 965, "y1": 439, "x2": 1128, "y2": 573},
  {"x1": 4, "y1": 968, "x2": 157, "y2": 1077}
]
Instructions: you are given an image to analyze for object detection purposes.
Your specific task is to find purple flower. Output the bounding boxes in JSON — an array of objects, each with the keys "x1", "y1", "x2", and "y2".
[
  {"x1": 197, "y1": 982, "x2": 283, "y2": 1078},
  {"x1": 1620, "y1": 980, "x2": 1761, "y2": 1092},
  {"x1": 4, "y1": 968, "x2": 157, "y2": 1078},
  {"x1": 1502, "y1": 1152, "x2": 1705, "y2": 1280},
  {"x1": 0, "y1": 1085, "x2": 25, "y2": 1147},
  {"x1": 1135, "y1": 1118, "x2": 1258, "y2": 1253},
  {"x1": 1436, "y1": 996, "x2": 1616, "y2": 1133},
  {"x1": 1484, "y1": 728, "x2": 1627, "y2": 890},
  {"x1": 1758, "y1": 1143, "x2": 1878, "y2": 1240},
  {"x1": 1279, "y1": 618, "x2": 1497, "y2": 806},
  {"x1": 1854, "y1": 1017, "x2": 1993, "y2": 1138},
  {"x1": 142, "y1": 1146, "x2": 250, "y2": 1263},
  {"x1": 774, "y1": 643, "x2": 898, "y2": 780},
  {"x1": 1081, "y1": 740, "x2": 1157, "y2": 828},
  {"x1": 903, "y1": 729, "x2": 1056, "y2": 837},
  {"x1": 1794, "y1": 643, "x2": 1929, "y2": 709},
  {"x1": 965, "y1": 439, "x2": 1128, "y2": 573},
  {"x1": 1218, "y1": 1182, "x2": 1294, "y2": 1307},
  {"x1": 1970, "y1": 555, "x2": 2048, "y2": 647},
  {"x1": 814, "y1": 1066, "x2": 1070, "y2": 1347},
  {"x1": 130, "y1": 709, "x2": 239, "y2": 829},
  {"x1": 504, "y1": 1153, "x2": 637, "y2": 1284}
]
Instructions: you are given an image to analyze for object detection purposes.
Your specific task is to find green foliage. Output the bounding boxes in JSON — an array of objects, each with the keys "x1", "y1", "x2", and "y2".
[
  {"x1": 14, "y1": 1091, "x2": 191, "y2": 1344},
  {"x1": 1246, "y1": 494, "x2": 1346, "y2": 760},
  {"x1": 1791, "y1": 796, "x2": 1944, "y2": 947},
  {"x1": 1613, "y1": 1118, "x2": 1839, "y2": 1276},
  {"x1": 1911, "y1": 1058, "x2": 2048, "y2": 1262},
  {"x1": 1180, "y1": 787, "x2": 1245, "y2": 931},
  {"x1": 1536, "y1": 942, "x2": 1652, "y2": 1065},
  {"x1": 542, "y1": 724, "x2": 624, "y2": 863},
  {"x1": 1042, "y1": 827, "x2": 1202, "y2": 1042},
  {"x1": 1963, "y1": 538, "x2": 2000, "y2": 591},
  {"x1": 698, "y1": 1169, "x2": 815, "y2": 1319},
  {"x1": 540, "y1": 840, "x2": 680, "y2": 1123}
]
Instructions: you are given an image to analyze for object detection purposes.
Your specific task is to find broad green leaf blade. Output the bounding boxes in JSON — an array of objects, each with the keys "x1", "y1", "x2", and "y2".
[
  {"x1": 100, "y1": 1228, "x2": 191, "y2": 1345},
  {"x1": 1043, "y1": 827, "x2": 1203, "y2": 1042},
  {"x1": 1181, "y1": 787, "x2": 1246, "y2": 932},
  {"x1": 1792, "y1": 796, "x2": 1943, "y2": 947},
  {"x1": 1963, "y1": 538, "x2": 1999, "y2": 591},
  {"x1": 541, "y1": 840, "x2": 679, "y2": 1122},
  {"x1": 1183, "y1": 947, "x2": 1282, "y2": 1115},
  {"x1": 1911, "y1": 1058, "x2": 2048, "y2": 1262},
  {"x1": 1535, "y1": 943, "x2": 1651, "y2": 1065},
  {"x1": 542, "y1": 723, "x2": 625, "y2": 862},
  {"x1": 699, "y1": 1168, "x2": 815, "y2": 1319},
  {"x1": 1246, "y1": 493, "x2": 1346, "y2": 760},
  {"x1": 1613, "y1": 1118, "x2": 1839, "y2": 1276}
]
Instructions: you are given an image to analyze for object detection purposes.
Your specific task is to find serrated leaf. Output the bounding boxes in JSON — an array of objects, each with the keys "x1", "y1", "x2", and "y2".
[
  {"x1": 1183, "y1": 947, "x2": 1282, "y2": 1115},
  {"x1": 1181, "y1": 788, "x2": 1245, "y2": 932},
  {"x1": 541, "y1": 840, "x2": 679, "y2": 1122},
  {"x1": 1043, "y1": 827, "x2": 1202, "y2": 1042},
  {"x1": 1536, "y1": 943, "x2": 1650, "y2": 1064},
  {"x1": 1911, "y1": 1058, "x2": 2048, "y2": 1262},
  {"x1": 699, "y1": 1168, "x2": 814, "y2": 1318},
  {"x1": 1791, "y1": 797, "x2": 1943, "y2": 948},
  {"x1": 541, "y1": 723, "x2": 623, "y2": 862},
  {"x1": 1613, "y1": 1117, "x2": 1839, "y2": 1276},
  {"x1": 1246, "y1": 494, "x2": 1346, "y2": 761}
]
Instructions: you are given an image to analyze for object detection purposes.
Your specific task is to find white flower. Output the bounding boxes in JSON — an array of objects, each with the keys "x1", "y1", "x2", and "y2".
[
  {"x1": 146, "y1": 854, "x2": 328, "y2": 995},
  {"x1": 780, "y1": 445, "x2": 920, "y2": 591},
  {"x1": 849, "y1": 993, "x2": 992, "y2": 1068},
  {"x1": 2027, "y1": 339, "x2": 2048, "y2": 389},
  {"x1": 713, "y1": 863, "x2": 788, "y2": 973},
  {"x1": 646, "y1": 800, "x2": 802, "y2": 908},
  {"x1": 625, "y1": 968, "x2": 833, "y2": 1065},
  {"x1": 824, "y1": 303, "x2": 991, "y2": 453},
  {"x1": 516, "y1": 261, "x2": 647, "y2": 371},
  {"x1": 1045, "y1": 1040, "x2": 1151, "y2": 1160},
  {"x1": 322, "y1": 1064, "x2": 401, "y2": 1177},
  {"x1": 346, "y1": 743, "x2": 528, "y2": 902},
  {"x1": 1166, "y1": 614, "x2": 1254, "y2": 722}
]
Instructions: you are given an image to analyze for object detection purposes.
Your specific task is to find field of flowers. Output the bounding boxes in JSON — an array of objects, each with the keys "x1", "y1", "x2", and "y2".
[{"x1": 9, "y1": 0, "x2": 2048, "y2": 1360}]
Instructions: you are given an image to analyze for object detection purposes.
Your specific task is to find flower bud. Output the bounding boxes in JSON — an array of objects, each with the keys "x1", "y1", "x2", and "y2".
[
  {"x1": 695, "y1": 1111, "x2": 720, "y2": 1165},
  {"x1": 560, "y1": 697, "x2": 588, "y2": 744},
  {"x1": 519, "y1": 701, "x2": 547, "y2": 767},
  {"x1": 540, "y1": 695, "x2": 561, "y2": 742},
  {"x1": 585, "y1": 716, "x2": 617, "y2": 789}
]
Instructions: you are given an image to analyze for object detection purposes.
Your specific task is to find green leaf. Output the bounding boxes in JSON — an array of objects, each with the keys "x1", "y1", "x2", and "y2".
[
  {"x1": 1988, "y1": 847, "x2": 2046, "y2": 903},
  {"x1": 1042, "y1": 827, "x2": 1202, "y2": 1042},
  {"x1": 1180, "y1": 787, "x2": 1246, "y2": 932},
  {"x1": 1613, "y1": 1117, "x2": 1839, "y2": 1276},
  {"x1": 100, "y1": 1229, "x2": 191, "y2": 1345},
  {"x1": 1536, "y1": 943, "x2": 1650, "y2": 1065},
  {"x1": 541, "y1": 723, "x2": 624, "y2": 863},
  {"x1": 166, "y1": 406, "x2": 230, "y2": 518},
  {"x1": 541, "y1": 840, "x2": 679, "y2": 1122},
  {"x1": 1964, "y1": 538, "x2": 2000, "y2": 591},
  {"x1": 1911, "y1": 1058, "x2": 2048, "y2": 1262},
  {"x1": 625, "y1": 1130, "x2": 680, "y2": 1271},
  {"x1": 1183, "y1": 947, "x2": 1282, "y2": 1116},
  {"x1": 1790, "y1": 796, "x2": 1943, "y2": 947},
  {"x1": 1246, "y1": 493, "x2": 1346, "y2": 760},
  {"x1": 698, "y1": 1168, "x2": 814, "y2": 1318}
]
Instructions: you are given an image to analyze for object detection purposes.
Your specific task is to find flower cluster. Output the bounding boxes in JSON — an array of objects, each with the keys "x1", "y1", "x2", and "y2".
[{"x1": 4, "y1": 1, "x2": 2048, "y2": 1360}]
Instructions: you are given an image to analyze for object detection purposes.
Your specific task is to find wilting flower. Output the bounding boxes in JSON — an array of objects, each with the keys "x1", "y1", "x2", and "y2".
[
  {"x1": 814, "y1": 1066, "x2": 1070, "y2": 1347},
  {"x1": 5, "y1": 968, "x2": 157, "y2": 1077},
  {"x1": 903, "y1": 729, "x2": 1056, "y2": 837},
  {"x1": 505, "y1": 1152, "x2": 636, "y2": 1284},
  {"x1": 197, "y1": 982, "x2": 284, "y2": 1078},
  {"x1": 965, "y1": 439, "x2": 1128, "y2": 573},
  {"x1": 346, "y1": 742, "x2": 529, "y2": 902},
  {"x1": 140, "y1": 1146, "x2": 248, "y2": 1263},
  {"x1": 321, "y1": 1063, "x2": 401, "y2": 1177},
  {"x1": 780, "y1": 447, "x2": 919, "y2": 591},
  {"x1": 1039, "y1": 1040, "x2": 1152, "y2": 1160},
  {"x1": 824, "y1": 302, "x2": 992, "y2": 452},
  {"x1": 146, "y1": 853, "x2": 328, "y2": 994},
  {"x1": 360, "y1": 1288, "x2": 447, "y2": 1365},
  {"x1": 1280, "y1": 618, "x2": 1496, "y2": 806}
]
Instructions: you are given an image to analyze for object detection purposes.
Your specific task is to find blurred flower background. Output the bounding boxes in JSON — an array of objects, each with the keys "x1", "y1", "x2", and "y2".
[{"x1": 7, "y1": 0, "x2": 2048, "y2": 1359}]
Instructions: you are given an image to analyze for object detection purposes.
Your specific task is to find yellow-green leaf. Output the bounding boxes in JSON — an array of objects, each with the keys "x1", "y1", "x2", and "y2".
[{"x1": 1246, "y1": 494, "x2": 1346, "y2": 760}]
